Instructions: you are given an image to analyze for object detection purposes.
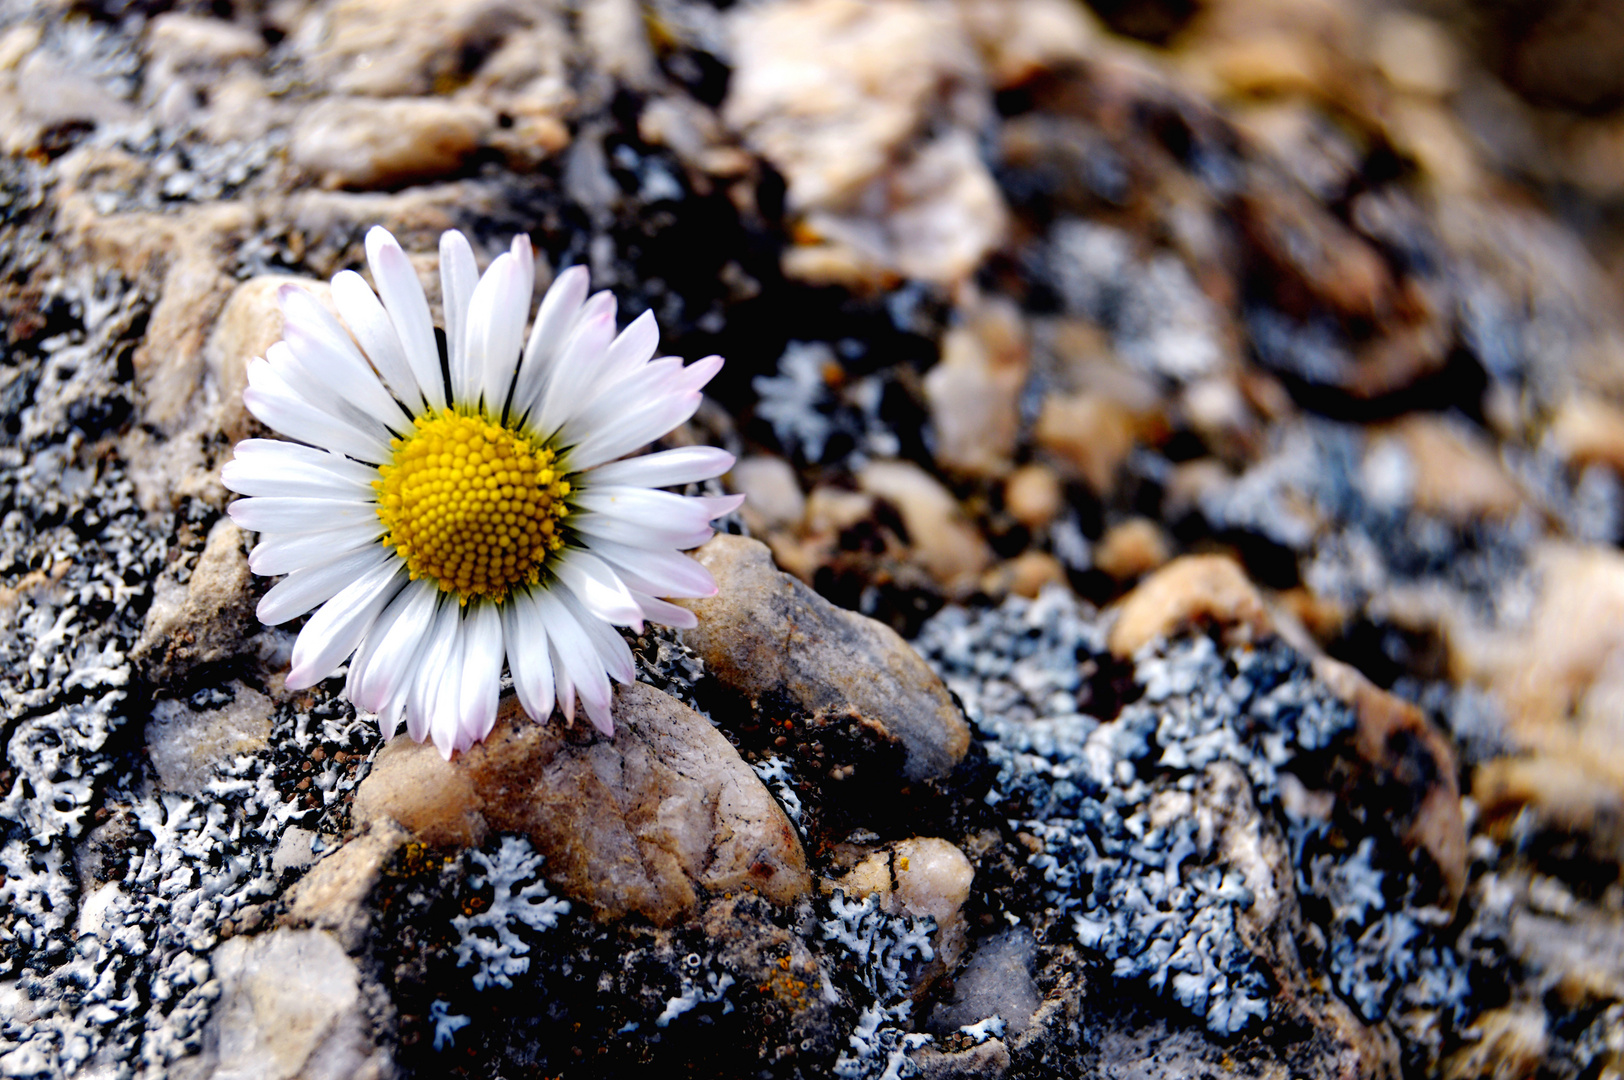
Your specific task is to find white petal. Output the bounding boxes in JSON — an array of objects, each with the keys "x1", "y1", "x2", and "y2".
[
  {"x1": 534, "y1": 588, "x2": 611, "y2": 728},
  {"x1": 285, "y1": 562, "x2": 406, "y2": 689},
  {"x1": 263, "y1": 341, "x2": 402, "y2": 453},
  {"x1": 243, "y1": 359, "x2": 392, "y2": 463},
  {"x1": 457, "y1": 604, "x2": 504, "y2": 750},
  {"x1": 634, "y1": 592, "x2": 699, "y2": 629},
  {"x1": 222, "y1": 447, "x2": 377, "y2": 500},
  {"x1": 331, "y1": 269, "x2": 425, "y2": 414},
  {"x1": 429, "y1": 619, "x2": 466, "y2": 759},
  {"x1": 406, "y1": 600, "x2": 461, "y2": 744},
  {"x1": 280, "y1": 286, "x2": 413, "y2": 431},
  {"x1": 249, "y1": 523, "x2": 382, "y2": 575},
  {"x1": 560, "y1": 311, "x2": 660, "y2": 429},
  {"x1": 556, "y1": 587, "x2": 636, "y2": 685},
  {"x1": 564, "y1": 390, "x2": 704, "y2": 472},
  {"x1": 586, "y1": 538, "x2": 718, "y2": 598},
  {"x1": 353, "y1": 580, "x2": 439, "y2": 714},
  {"x1": 345, "y1": 579, "x2": 418, "y2": 719},
  {"x1": 513, "y1": 266, "x2": 590, "y2": 425},
  {"x1": 585, "y1": 446, "x2": 735, "y2": 489},
  {"x1": 526, "y1": 294, "x2": 617, "y2": 438},
  {"x1": 229, "y1": 439, "x2": 381, "y2": 485},
  {"x1": 554, "y1": 550, "x2": 644, "y2": 630},
  {"x1": 502, "y1": 592, "x2": 556, "y2": 724},
  {"x1": 257, "y1": 544, "x2": 394, "y2": 625},
  {"x1": 569, "y1": 510, "x2": 713, "y2": 551},
  {"x1": 463, "y1": 246, "x2": 532, "y2": 413},
  {"x1": 575, "y1": 487, "x2": 739, "y2": 533},
  {"x1": 367, "y1": 226, "x2": 445, "y2": 412},
  {"x1": 439, "y1": 230, "x2": 479, "y2": 406},
  {"x1": 229, "y1": 496, "x2": 379, "y2": 534}
]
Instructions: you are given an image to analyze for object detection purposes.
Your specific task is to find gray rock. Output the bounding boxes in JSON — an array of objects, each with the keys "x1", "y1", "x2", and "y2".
[
  {"x1": 180, "y1": 929, "x2": 392, "y2": 1080},
  {"x1": 678, "y1": 534, "x2": 970, "y2": 782}
]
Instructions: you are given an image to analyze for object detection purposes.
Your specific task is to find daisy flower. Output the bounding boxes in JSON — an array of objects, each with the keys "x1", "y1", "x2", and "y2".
[{"x1": 222, "y1": 226, "x2": 741, "y2": 757}]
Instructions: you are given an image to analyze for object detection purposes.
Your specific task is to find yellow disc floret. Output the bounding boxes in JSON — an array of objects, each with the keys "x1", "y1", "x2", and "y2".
[{"x1": 374, "y1": 409, "x2": 571, "y2": 602}]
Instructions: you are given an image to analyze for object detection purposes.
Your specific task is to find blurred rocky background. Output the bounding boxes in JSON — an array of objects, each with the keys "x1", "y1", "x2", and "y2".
[{"x1": 5, "y1": 0, "x2": 1624, "y2": 1077}]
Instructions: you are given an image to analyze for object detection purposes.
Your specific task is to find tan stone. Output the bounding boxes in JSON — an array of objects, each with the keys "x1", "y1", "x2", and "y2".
[
  {"x1": 925, "y1": 299, "x2": 1028, "y2": 478},
  {"x1": 1370, "y1": 11, "x2": 1459, "y2": 98},
  {"x1": 188, "y1": 930, "x2": 392, "y2": 1080},
  {"x1": 856, "y1": 459, "x2": 992, "y2": 591},
  {"x1": 292, "y1": 98, "x2": 493, "y2": 190},
  {"x1": 987, "y1": 550, "x2": 1066, "y2": 600},
  {"x1": 146, "y1": 13, "x2": 265, "y2": 67},
  {"x1": 1108, "y1": 554, "x2": 1272, "y2": 659},
  {"x1": 1441, "y1": 1008, "x2": 1548, "y2": 1080},
  {"x1": 352, "y1": 735, "x2": 489, "y2": 850},
  {"x1": 1391, "y1": 416, "x2": 1523, "y2": 524},
  {"x1": 355, "y1": 682, "x2": 810, "y2": 926},
  {"x1": 953, "y1": 0, "x2": 1096, "y2": 88},
  {"x1": 145, "y1": 683, "x2": 274, "y2": 796},
  {"x1": 678, "y1": 534, "x2": 971, "y2": 781},
  {"x1": 1313, "y1": 656, "x2": 1467, "y2": 909},
  {"x1": 133, "y1": 518, "x2": 256, "y2": 683},
  {"x1": 730, "y1": 455, "x2": 805, "y2": 533},
  {"x1": 1548, "y1": 396, "x2": 1624, "y2": 476},
  {"x1": 724, "y1": 0, "x2": 1005, "y2": 286},
  {"x1": 283, "y1": 821, "x2": 409, "y2": 953},
  {"x1": 205, "y1": 277, "x2": 330, "y2": 444},
  {"x1": 1094, "y1": 518, "x2": 1171, "y2": 584},
  {"x1": 830, "y1": 837, "x2": 974, "y2": 971},
  {"x1": 1034, "y1": 392, "x2": 1137, "y2": 496},
  {"x1": 1003, "y1": 464, "x2": 1063, "y2": 530}
]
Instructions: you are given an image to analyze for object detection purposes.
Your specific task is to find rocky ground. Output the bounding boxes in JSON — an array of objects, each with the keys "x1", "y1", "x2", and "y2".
[{"x1": 3, "y1": 0, "x2": 1624, "y2": 1077}]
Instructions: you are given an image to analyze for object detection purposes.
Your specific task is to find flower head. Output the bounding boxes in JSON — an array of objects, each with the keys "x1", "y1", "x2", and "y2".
[{"x1": 223, "y1": 227, "x2": 740, "y2": 757}]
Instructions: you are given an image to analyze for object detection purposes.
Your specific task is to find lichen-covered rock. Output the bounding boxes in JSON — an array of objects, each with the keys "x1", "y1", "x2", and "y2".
[
  {"x1": 355, "y1": 681, "x2": 810, "y2": 925},
  {"x1": 677, "y1": 534, "x2": 971, "y2": 782}
]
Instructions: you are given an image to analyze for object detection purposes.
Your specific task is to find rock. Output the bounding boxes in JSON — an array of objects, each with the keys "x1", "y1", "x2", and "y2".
[
  {"x1": 1389, "y1": 416, "x2": 1523, "y2": 524},
  {"x1": 1547, "y1": 395, "x2": 1624, "y2": 476},
  {"x1": 1033, "y1": 392, "x2": 1137, "y2": 496},
  {"x1": 145, "y1": 683, "x2": 274, "y2": 796},
  {"x1": 1312, "y1": 656, "x2": 1468, "y2": 909},
  {"x1": 1441, "y1": 1007, "x2": 1548, "y2": 1080},
  {"x1": 185, "y1": 929, "x2": 393, "y2": 1080},
  {"x1": 953, "y1": 0, "x2": 1095, "y2": 89},
  {"x1": 291, "y1": 98, "x2": 492, "y2": 190},
  {"x1": 204, "y1": 277, "x2": 320, "y2": 445},
  {"x1": 678, "y1": 534, "x2": 971, "y2": 782},
  {"x1": 356, "y1": 681, "x2": 811, "y2": 926},
  {"x1": 133, "y1": 518, "x2": 255, "y2": 684},
  {"x1": 830, "y1": 837, "x2": 975, "y2": 972},
  {"x1": 145, "y1": 13, "x2": 266, "y2": 69},
  {"x1": 730, "y1": 455, "x2": 805, "y2": 533},
  {"x1": 1003, "y1": 464, "x2": 1063, "y2": 530},
  {"x1": 856, "y1": 459, "x2": 993, "y2": 590},
  {"x1": 1369, "y1": 11, "x2": 1460, "y2": 98},
  {"x1": 925, "y1": 299, "x2": 1028, "y2": 478},
  {"x1": 928, "y1": 929, "x2": 1041, "y2": 1037},
  {"x1": 351, "y1": 733, "x2": 488, "y2": 850},
  {"x1": 724, "y1": 0, "x2": 1005, "y2": 285},
  {"x1": 1093, "y1": 518, "x2": 1171, "y2": 584},
  {"x1": 985, "y1": 551, "x2": 1066, "y2": 600},
  {"x1": 283, "y1": 821, "x2": 409, "y2": 953},
  {"x1": 1108, "y1": 554, "x2": 1272, "y2": 659},
  {"x1": 302, "y1": 0, "x2": 564, "y2": 99}
]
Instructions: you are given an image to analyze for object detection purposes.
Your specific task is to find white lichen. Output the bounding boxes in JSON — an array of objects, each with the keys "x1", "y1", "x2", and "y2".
[{"x1": 451, "y1": 836, "x2": 570, "y2": 991}]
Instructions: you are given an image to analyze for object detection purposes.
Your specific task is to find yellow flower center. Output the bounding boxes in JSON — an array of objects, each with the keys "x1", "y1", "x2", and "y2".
[{"x1": 374, "y1": 409, "x2": 571, "y2": 602}]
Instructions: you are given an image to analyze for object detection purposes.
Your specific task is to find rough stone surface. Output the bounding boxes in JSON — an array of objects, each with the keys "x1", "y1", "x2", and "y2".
[
  {"x1": 292, "y1": 98, "x2": 493, "y2": 189},
  {"x1": 1108, "y1": 554, "x2": 1273, "y2": 658},
  {"x1": 182, "y1": 929, "x2": 392, "y2": 1080},
  {"x1": 678, "y1": 534, "x2": 971, "y2": 781},
  {"x1": 357, "y1": 681, "x2": 811, "y2": 925}
]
